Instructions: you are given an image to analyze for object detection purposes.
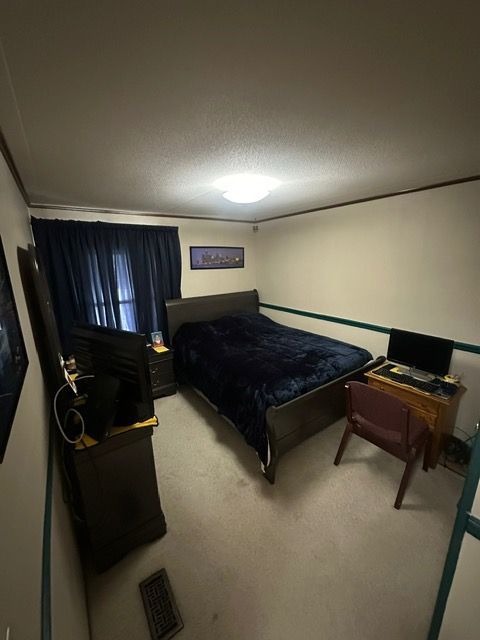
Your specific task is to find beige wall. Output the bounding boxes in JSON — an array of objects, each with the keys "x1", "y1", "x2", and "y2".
[
  {"x1": 33, "y1": 185, "x2": 479, "y2": 433},
  {"x1": 256, "y1": 181, "x2": 480, "y2": 433},
  {"x1": 32, "y1": 208, "x2": 257, "y2": 298},
  {"x1": 438, "y1": 531, "x2": 480, "y2": 640},
  {"x1": 0, "y1": 157, "x2": 89, "y2": 640},
  {"x1": 474, "y1": 481, "x2": 480, "y2": 515}
]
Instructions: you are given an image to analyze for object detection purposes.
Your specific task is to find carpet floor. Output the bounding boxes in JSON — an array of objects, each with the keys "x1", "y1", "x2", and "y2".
[{"x1": 85, "y1": 387, "x2": 462, "y2": 640}]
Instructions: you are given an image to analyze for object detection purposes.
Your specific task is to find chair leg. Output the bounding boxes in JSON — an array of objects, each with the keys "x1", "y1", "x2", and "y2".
[
  {"x1": 334, "y1": 424, "x2": 352, "y2": 466},
  {"x1": 395, "y1": 456, "x2": 415, "y2": 509}
]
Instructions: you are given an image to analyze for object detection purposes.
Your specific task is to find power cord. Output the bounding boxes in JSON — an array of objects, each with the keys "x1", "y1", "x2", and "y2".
[
  {"x1": 452, "y1": 426, "x2": 476, "y2": 444},
  {"x1": 440, "y1": 426, "x2": 476, "y2": 478},
  {"x1": 53, "y1": 375, "x2": 94, "y2": 444},
  {"x1": 60, "y1": 438, "x2": 86, "y2": 523}
]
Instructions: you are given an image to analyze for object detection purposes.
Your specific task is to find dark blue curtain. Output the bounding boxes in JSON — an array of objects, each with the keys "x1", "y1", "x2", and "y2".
[{"x1": 31, "y1": 218, "x2": 182, "y2": 352}]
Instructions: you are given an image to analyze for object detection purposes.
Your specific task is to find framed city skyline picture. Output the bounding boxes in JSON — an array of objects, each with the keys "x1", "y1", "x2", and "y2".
[{"x1": 190, "y1": 246, "x2": 245, "y2": 270}]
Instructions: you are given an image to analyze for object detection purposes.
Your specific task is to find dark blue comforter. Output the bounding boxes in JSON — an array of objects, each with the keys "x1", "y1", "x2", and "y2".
[{"x1": 173, "y1": 313, "x2": 372, "y2": 464}]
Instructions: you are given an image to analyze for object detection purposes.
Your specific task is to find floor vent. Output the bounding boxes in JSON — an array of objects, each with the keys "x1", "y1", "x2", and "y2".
[{"x1": 140, "y1": 569, "x2": 183, "y2": 640}]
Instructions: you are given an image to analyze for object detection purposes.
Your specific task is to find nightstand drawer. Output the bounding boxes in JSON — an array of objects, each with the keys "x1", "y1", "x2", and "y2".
[
  {"x1": 409, "y1": 407, "x2": 437, "y2": 428},
  {"x1": 151, "y1": 382, "x2": 176, "y2": 398},
  {"x1": 150, "y1": 366, "x2": 174, "y2": 388},
  {"x1": 148, "y1": 348, "x2": 176, "y2": 398}
]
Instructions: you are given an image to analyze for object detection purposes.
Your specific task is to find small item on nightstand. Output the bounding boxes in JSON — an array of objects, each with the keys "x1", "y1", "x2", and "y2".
[{"x1": 150, "y1": 330, "x2": 169, "y2": 353}]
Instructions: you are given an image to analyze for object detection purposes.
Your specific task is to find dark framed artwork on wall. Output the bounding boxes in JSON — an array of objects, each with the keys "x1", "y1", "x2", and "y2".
[
  {"x1": 0, "y1": 236, "x2": 29, "y2": 462},
  {"x1": 190, "y1": 246, "x2": 244, "y2": 270}
]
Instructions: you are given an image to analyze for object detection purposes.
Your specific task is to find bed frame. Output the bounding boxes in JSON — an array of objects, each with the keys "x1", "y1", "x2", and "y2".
[{"x1": 166, "y1": 290, "x2": 385, "y2": 483}]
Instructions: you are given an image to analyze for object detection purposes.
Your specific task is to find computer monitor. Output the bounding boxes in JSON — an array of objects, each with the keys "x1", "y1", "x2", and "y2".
[
  {"x1": 387, "y1": 328, "x2": 454, "y2": 377},
  {"x1": 71, "y1": 324, "x2": 154, "y2": 432}
]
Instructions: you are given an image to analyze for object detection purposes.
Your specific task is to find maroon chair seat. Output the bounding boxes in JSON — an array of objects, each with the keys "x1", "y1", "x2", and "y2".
[{"x1": 334, "y1": 381, "x2": 431, "y2": 509}]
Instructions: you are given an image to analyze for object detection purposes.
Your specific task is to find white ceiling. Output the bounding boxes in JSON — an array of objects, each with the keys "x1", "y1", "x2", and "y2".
[{"x1": 0, "y1": 1, "x2": 479, "y2": 222}]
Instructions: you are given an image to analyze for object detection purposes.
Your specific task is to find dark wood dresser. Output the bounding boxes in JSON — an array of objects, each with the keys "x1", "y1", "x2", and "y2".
[
  {"x1": 68, "y1": 426, "x2": 167, "y2": 572},
  {"x1": 148, "y1": 348, "x2": 176, "y2": 398}
]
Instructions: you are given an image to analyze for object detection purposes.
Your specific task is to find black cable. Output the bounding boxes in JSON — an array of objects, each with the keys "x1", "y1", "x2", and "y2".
[
  {"x1": 60, "y1": 439, "x2": 86, "y2": 523},
  {"x1": 452, "y1": 426, "x2": 475, "y2": 443},
  {"x1": 439, "y1": 450, "x2": 468, "y2": 478},
  {"x1": 442, "y1": 462, "x2": 467, "y2": 478}
]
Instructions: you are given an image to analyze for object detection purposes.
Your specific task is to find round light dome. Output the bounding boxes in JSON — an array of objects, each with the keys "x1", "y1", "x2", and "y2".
[{"x1": 213, "y1": 174, "x2": 280, "y2": 204}]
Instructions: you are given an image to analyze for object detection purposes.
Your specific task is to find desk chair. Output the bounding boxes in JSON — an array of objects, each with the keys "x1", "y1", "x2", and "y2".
[{"x1": 334, "y1": 381, "x2": 430, "y2": 509}]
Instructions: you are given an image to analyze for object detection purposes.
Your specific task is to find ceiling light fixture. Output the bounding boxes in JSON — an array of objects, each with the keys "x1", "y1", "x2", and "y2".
[{"x1": 213, "y1": 173, "x2": 281, "y2": 204}]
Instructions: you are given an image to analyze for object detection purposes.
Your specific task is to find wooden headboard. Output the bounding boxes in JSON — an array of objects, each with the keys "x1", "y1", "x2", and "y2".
[{"x1": 165, "y1": 289, "x2": 259, "y2": 343}]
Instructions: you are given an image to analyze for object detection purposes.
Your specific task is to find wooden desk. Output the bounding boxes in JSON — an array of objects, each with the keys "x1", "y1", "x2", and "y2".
[{"x1": 365, "y1": 366, "x2": 466, "y2": 468}]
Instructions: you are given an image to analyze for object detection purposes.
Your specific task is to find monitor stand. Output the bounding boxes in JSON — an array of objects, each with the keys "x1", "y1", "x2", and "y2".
[
  {"x1": 392, "y1": 364, "x2": 409, "y2": 375},
  {"x1": 408, "y1": 367, "x2": 435, "y2": 382}
]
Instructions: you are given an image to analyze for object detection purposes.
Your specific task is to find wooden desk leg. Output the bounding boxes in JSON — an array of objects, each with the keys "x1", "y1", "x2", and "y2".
[
  {"x1": 429, "y1": 429, "x2": 441, "y2": 469},
  {"x1": 430, "y1": 404, "x2": 458, "y2": 469}
]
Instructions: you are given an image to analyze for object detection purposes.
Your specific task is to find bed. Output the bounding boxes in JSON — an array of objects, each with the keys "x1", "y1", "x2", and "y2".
[{"x1": 166, "y1": 290, "x2": 384, "y2": 483}]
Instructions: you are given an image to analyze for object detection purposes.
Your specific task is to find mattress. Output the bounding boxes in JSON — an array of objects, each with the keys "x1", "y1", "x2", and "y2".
[{"x1": 173, "y1": 312, "x2": 372, "y2": 464}]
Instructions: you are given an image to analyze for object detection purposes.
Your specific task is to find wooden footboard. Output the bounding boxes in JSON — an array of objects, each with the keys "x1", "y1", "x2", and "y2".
[{"x1": 263, "y1": 355, "x2": 385, "y2": 483}]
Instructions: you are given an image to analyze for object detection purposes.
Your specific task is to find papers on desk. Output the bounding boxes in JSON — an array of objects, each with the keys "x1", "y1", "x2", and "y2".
[
  {"x1": 152, "y1": 345, "x2": 169, "y2": 353},
  {"x1": 75, "y1": 415, "x2": 159, "y2": 449}
]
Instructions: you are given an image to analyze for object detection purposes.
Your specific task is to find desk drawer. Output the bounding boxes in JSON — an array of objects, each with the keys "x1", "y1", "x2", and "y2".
[
  {"x1": 368, "y1": 379, "x2": 438, "y2": 421},
  {"x1": 410, "y1": 407, "x2": 437, "y2": 429},
  {"x1": 402, "y1": 393, "x2": 438, "y2": 415}
]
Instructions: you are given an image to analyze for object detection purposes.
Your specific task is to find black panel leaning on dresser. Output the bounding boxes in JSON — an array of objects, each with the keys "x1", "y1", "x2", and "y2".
[{"x1": 148, "y1": 348, "x2": 176, "y2": 398}]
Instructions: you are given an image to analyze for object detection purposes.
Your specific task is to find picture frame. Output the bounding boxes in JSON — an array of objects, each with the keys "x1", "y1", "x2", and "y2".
[
  {"x1": 190, "y1": 246, "x2": 245, "y2": 270},
  {"x1": 150, "y1": 331, "x2": 164, "y2": 347},
  {"x1": 0, "y1": 236, "x2": 29, "y2": 462}
]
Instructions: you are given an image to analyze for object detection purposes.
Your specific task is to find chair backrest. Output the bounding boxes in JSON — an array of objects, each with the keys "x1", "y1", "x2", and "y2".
[{"x1": 346, "y1": 381, "x2": 410, "y2": 450}]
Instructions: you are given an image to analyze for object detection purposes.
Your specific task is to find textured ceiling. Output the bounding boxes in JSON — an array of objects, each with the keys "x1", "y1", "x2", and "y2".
[{"x1": 0, "y1": 1, "x2": 479, "y2": 222}]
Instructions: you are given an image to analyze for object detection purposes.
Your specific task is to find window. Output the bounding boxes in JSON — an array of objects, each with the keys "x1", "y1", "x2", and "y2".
[
  {"x1": 87, "y1": 250, "x2": 137, "y2": 332},
  {"x1": 31, "y1": 217, "x2": 182, "y2": 351}
]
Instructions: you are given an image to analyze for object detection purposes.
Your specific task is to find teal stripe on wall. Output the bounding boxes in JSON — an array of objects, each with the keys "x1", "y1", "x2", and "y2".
[
  {"x1": 259, "y1": 302, "x2": 480, "y2": 355},
  {"x1": 466, "y1": 515, "x2": 480, "y2": 541},
  {"x1": 41, "y1": 418, "x2": 54, "y2": 640},
  {"x1": 427, "y1": 432, "x2": 480, "y2": 640}
]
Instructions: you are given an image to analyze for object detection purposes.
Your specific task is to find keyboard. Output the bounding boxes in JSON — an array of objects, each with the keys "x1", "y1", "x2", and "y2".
[{"x1": 373, "y1": 365, "x2": 457, "y2": 396}]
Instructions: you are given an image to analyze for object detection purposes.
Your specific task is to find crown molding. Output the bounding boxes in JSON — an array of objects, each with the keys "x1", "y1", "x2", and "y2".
[
  {"x1": 2, "y1": 129, "x2": 479, "y2": 224},
  {"x1": 28, "y1": 202, "x2": 252, "y2": 224},
  {"x1": 258, "y1": 175, "x2": 480, "y2": 223}
]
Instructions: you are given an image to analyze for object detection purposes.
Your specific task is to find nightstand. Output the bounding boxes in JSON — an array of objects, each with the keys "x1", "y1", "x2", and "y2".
[{"x1": 148, "y1": 348, "x2": 176, "y2": 398}]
